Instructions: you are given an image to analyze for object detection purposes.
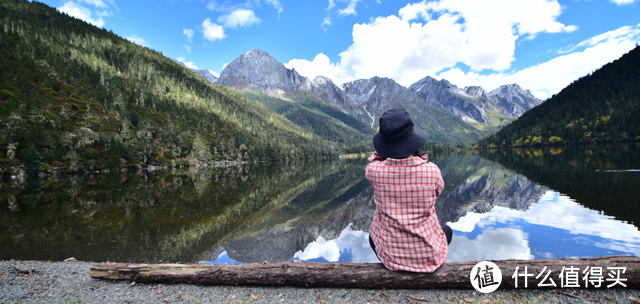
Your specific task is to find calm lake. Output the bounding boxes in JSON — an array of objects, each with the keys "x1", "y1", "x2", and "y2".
[{"x1": 1, "y1": 143, "x2": 639, "y2": 264}]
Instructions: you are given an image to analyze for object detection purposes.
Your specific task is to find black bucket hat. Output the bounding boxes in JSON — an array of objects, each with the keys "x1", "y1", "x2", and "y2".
[{"x1": 373, "y1": 109, "x2": 429, "y2": 159}]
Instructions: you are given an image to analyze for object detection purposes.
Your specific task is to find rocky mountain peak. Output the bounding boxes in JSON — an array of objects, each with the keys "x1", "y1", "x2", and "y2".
[
  {"x1": 464, "y1": 86, "x2": 488, "y2": 98},
  {"x1": 488, "y1": 84, "x2": 543, "y2": 118},
  {"x1": 312, "y1": 75, "x2": 333, "y2": 86},
  {"x1": 243, "y1": 48, "x2": 271, "y2": 58},
  {"x1": 489, "y1": 84, "x2": 535, "y2": 98},
  {"x1": 218, "y1": 49, "x2": 313, "y2": 94}
]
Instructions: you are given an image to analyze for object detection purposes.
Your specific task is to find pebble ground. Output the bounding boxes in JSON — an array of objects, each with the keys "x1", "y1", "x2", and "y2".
[{"x1": 2, "y1": 260, "x2": 640, "y2": 304}]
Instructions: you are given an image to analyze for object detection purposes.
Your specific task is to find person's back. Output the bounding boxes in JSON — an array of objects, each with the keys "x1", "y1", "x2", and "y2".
[{"x1": 366, "y1": 109, "x2": 451, "y2": 273}]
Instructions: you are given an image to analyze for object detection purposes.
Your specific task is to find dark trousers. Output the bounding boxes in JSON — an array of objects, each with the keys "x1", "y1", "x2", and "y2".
[{"x1": 369, "y1": 224, "x2": 453, "y2": 257}]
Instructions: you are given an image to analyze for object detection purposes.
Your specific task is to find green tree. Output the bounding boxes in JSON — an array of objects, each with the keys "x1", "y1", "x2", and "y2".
[
  {"x1": 52, "y1": 136, "x2": 67, "y2": 162},
  {"x1": 24, "y1": 144, "x2": 41, "y2": 176}
]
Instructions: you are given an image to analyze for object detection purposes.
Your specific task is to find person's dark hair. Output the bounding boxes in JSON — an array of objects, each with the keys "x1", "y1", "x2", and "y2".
[{"x1": 412, "y1": 150, "x2": 423, "y2": 157}]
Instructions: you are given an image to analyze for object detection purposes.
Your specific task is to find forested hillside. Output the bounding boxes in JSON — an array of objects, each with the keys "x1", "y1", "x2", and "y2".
[
  {"x1": 478, "y1": 46, "x2": 640, "y2": 148},
  {"x1": 0, "y1": 0, "x2": 339, "y2": 173},
  {"x1": 242, "y1": 90, "x2": 373, "y2": 153}
]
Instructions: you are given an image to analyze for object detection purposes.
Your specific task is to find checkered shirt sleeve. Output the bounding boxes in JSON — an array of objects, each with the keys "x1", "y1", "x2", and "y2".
[{"x1": 366, "y1": 151, "x2": 447, "y2": 273}]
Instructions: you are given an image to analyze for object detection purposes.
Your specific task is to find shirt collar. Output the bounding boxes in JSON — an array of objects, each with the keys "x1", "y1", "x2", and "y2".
[{"x1": 382, "y1": 154, "x2": 429, "y2": 166}]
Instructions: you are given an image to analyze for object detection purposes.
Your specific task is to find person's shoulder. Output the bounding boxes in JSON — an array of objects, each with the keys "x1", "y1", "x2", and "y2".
[{"x1": 421, "y1": 161, "x2": 442, "y2": 172}]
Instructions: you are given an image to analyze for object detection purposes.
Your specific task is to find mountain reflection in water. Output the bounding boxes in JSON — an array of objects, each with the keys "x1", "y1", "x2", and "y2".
[
  {"x1": 2, "y1": 144, "x2": 639, "y2": 264},
  {"x1": 207, "y1": 144, "x2": 640, "y2": 265}
]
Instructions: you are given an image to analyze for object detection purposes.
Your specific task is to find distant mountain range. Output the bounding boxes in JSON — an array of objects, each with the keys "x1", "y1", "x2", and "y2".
[
  {"x1": 172, "y1": 59, "x2": 219, "y2": 84},
  {"x1": 212, "y1": 49, "x2": 543, "y2": 143}
]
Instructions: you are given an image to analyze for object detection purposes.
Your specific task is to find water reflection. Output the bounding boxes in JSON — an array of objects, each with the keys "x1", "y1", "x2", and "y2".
[
  {"x1": 447, "y1": 191, "x2": 640, "y2": 262},
  {"x1": 291, "y1": 225, "x2": 379, "y2": 263},
  {"x1": 3, "y1": 144, "x2": 639, "y2": 264},
  {"x1": 206, "y1": 144, "x2": 640, "y2": 264}
]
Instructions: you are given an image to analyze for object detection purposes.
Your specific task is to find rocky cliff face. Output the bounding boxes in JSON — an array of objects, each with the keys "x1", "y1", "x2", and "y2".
[
  {"x1": 217, "y1": 49, "x2": 542, "y2": 135},
  {"x1": 408, "y1": 76, "x2": 543, "y2": 123},
  {"x1": 488, "y1": 84, "x2": 543, "y2": 118},
  {"x1": 172, "y1": 59, "x2": 218, "y2": 84}
]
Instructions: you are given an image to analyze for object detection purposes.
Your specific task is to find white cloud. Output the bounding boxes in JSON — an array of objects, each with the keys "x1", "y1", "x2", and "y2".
[
  {"x1": 610, "y1": 0, "x2": 635, "y2": 4},
  {"x1": 202, "y1": 18, "x2": 225, "y2": 41},
  {"x1": 125, "y1": 34, "x2": 148, "y2": 47},
  {"x1": 207, "y1": 69, "x2": 220, "y2": 78},
  {"x1": 206, "y1": 1, "x2": 224, "y2": 11},
  {"x1": 289, "y1": 0, "x2": 580, "y2": 89},
  {"x1": 285, "y1": 53, "x2": 353, "y2": 85},
  {"x1": 338, "y1": 0, "x2": 361, "y2": 16},
  {"x1": 327, "y1": 0, "x2": 336, "y2": 10},
  {"x1": 207, "y1": 0, "x2": 282, "y2": 16},
  {"x1": 183, "y1": 28, "x2": 194, "y2": 43},
  {"x1": 78, "y1": 0, "x2": 110, "y2": 8},
  {"x1": 177, "y1": 57, "x2": 199, "y2": 69},
  {"x1": 438, "y1": 24, "x2": 640, "y2": 99},
  {"x1": 184, "y1": 45, "x2": 192, "y2": 53},
  {"x1": 218, "y1": 9, "x2": 260, "y2": 28},
  {"x1": 321, "y1": 16, "x2": 332, "y2": 31},
  {"x1": 59, "y1": 1, "x2": 105, "y2": 27},
  {"x1": 265, "y1": 0, "x2": 283, "y2": 15}
]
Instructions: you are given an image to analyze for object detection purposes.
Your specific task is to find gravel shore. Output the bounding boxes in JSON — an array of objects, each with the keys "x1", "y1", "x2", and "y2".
[{"x1": 2, "y1": 260, "x2": 640, "y2": 304}]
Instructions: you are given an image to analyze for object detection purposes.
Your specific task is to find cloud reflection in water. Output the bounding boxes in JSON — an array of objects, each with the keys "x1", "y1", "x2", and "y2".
[
  {"x1": 447, "y1": 190, "x2": 640, "y2": 262},
  {"x1": 291, "y1": 225, "x2": 379, "y2": 263},
  {"x1": 288, "y1": 190, "x2": 640, "y2": 264}
]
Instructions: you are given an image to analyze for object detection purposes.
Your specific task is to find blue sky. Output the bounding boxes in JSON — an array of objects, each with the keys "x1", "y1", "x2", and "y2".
[{"x1": 37, "y1": 0, "x2": 639, "y2": 99}]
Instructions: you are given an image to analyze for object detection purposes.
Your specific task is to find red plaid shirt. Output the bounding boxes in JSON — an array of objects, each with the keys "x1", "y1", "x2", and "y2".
[{"x1": 366, "y1": 152, "x2": 447, "y2": 273}]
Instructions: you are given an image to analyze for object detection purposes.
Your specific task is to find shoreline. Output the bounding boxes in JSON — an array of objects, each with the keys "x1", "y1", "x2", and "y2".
[{"x1": 2, "y1": 260, "x2": 639, "y2": 304}]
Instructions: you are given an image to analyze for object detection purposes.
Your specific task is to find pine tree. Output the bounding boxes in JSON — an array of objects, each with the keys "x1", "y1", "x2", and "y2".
[
  {"x1": 52, "y1": 136, "x2": 67, "y2": 161},
  {"x1": 24, "y1": 144, "x2": 41, "y2": 176}
]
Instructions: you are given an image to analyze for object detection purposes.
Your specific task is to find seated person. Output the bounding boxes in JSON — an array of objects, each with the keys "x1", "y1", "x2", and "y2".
[{"x1": 366, "y1": 109, "x2": 452, "y2": 273}]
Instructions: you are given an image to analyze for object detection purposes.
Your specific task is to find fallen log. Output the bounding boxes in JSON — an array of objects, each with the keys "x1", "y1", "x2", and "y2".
[{"x1": 90, "y1": 255, "x2": 640, "y2": 289}]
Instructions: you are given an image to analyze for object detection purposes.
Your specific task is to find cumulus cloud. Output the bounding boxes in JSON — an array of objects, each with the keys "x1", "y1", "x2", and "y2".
[
  {"x1": 285, "y1": 53, "x2": 353, "y2": 85},
  {"x1": 59, "y1": 1, "x2": 105, "y2": 27},
  {"x1": 177, "y1": 57, "x2": 199, "y2": 69},
  {"x1": 438, "y1": 24, "x2": 640, "y2": 99},
  {"x1": 183, "y1": 28, "x2": 194, "y2": 43},
  {"x1": 218, "y1": 9, "x2": 260, "y2": 28},
  {"x1": 184, "y1": 45, "x2": 192, "y2": 53},
  {"x1": 125, "y1": 34, "x2": 148, "y2": 47},
  {"x1": 202, "y1": 18, "x2": 225, "y2": 41},
  {"x1": 286, "y1": 0, "x2": 638, "y2": 101}
]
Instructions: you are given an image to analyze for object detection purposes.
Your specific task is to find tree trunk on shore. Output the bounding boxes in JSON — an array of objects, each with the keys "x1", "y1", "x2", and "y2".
[{"x1": 90, "y1": 255, "x2": 640, "y2": 289}]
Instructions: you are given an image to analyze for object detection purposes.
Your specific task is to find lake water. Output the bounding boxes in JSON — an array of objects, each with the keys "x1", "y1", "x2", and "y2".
[{"x1": 1, "y1": 143, "x2": 639, "y2": 265}]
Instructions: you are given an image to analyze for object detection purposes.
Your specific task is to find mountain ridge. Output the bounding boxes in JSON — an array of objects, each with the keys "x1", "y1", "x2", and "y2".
[
  {"x1": 478, "y1": 45, "x2": 640, "y2": 147},
  {"x1": 217, "y1": 48, "x2": 543, "y2": 143},
  {"x1": 0, "y1": 1, "x2": 340, "y2": 173}
]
